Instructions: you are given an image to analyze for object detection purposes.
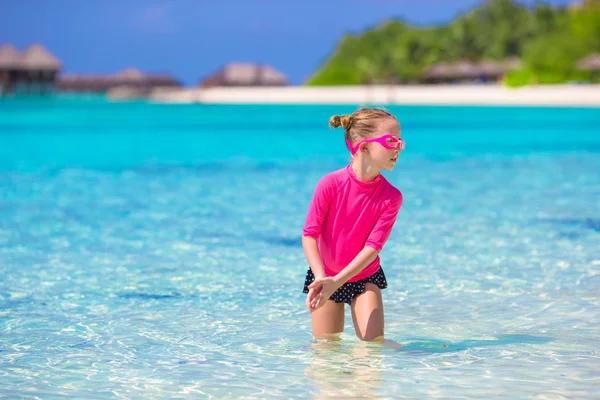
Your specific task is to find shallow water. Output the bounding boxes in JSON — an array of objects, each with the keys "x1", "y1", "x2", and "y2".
[{"x1": 1, "y1": 97, "x2": 599, "y2": 398}]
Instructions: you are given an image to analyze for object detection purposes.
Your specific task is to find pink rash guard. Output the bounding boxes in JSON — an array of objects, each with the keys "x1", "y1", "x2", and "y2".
[{"x1": 303, "y1": 164, "x2": 403, "y2": 282}]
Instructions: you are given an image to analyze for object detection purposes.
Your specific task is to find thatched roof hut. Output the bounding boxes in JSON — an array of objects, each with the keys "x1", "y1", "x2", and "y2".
[
  {"x1": 1, "y1": 43, "x2": 62, "y2": 96},
  {"x1": 114, "y1": 68, "x2": 180, "y2": 87},
  {"x1": 0, "y1": 44, "x2": 21, "y2": 69},
  {"x1": 19, "y1": 44, "x2": 61, "y2": 71},
  {"x1": 477, "y1": 60, "x2": 505, "y2": 77},
  {"x1": 423, "y1": 63, "x2": 455, "y2": 80},
  {"x1": 256, "y1": 65, "x2": 287, "y2": 86},
  {"x1": 423, "y1": 61, "x2": 479, "y2": 81},
  {"x1": 0, "y1": 43, "x2": 61, "y2": 71},
  {"x1": 116, "y1": 67, "x2": 145, "y2": 81},
  {"x1": 222, "y1": 63, "x2": 257, "y2": 86},
  {"x1": 450, "y1": 61, "x2": 480, "y2": 79},
  {"x1": 423, "y1": 58, "x2": 522, "y2": 83},
  {"x1": 200, "y1": 63, "x2": 288, "y2": 87},
  {"x1": 577, "y1": 54, "x2": 600, "y2": 71}
]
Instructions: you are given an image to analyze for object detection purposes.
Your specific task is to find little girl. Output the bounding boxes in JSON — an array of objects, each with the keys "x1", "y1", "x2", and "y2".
[{"x1": 302, "y1": 107, "x2": 404, "y2": 342}]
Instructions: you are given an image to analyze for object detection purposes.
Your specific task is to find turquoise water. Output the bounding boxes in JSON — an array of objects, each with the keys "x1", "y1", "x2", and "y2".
[{"x1": 1, "y1": 97, "x2": 599, "y2": 399}]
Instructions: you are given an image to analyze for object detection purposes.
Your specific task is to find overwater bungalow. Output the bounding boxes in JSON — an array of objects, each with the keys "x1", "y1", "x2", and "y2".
[
  {"x1": 200, "y1": 63, "x2": 288, "y2": 87},
  {"x1": 475, "y1": 60, "x2": 506, "y2": 82},
  {"x1": 0, "y1": 43, "x2": 61, "y2": 96},
  {"x1": 421, "y1": 58, "x2": 521, "y2": 84},
  {"x1": 421, "y1": 63, "x2": 455, "y2": 84},
  {"x1": 57, "y1": 68, "x2": 181, "y2": 94}
]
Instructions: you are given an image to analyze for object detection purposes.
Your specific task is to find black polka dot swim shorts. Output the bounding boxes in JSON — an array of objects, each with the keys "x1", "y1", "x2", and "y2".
[{"x1": 302, "y1": 267, "x2": 388, "y2": 305}]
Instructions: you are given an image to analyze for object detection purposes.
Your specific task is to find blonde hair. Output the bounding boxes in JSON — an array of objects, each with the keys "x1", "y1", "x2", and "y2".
[{"x1": 329, "y1": 107, "x2": 398, "y2": 151}]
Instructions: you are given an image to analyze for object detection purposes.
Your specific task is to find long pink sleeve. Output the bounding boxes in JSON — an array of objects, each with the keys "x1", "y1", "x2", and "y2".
[{"x1": 302, "y1": 165, "x2": 402, "y2": 282}]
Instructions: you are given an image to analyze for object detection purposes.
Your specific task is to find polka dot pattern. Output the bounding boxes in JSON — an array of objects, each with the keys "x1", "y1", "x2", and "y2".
[{"x1": 302, "y1": 267, "x2": 388, "y2": 305}]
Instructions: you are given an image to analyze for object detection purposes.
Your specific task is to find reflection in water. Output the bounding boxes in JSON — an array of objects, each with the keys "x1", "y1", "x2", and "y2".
[
  {"x1": 304, "y1": 334, "x2": 554, "y2": 399},
  {"x1": 305, "y1": 338, "x2": 386, "y2": 400}
]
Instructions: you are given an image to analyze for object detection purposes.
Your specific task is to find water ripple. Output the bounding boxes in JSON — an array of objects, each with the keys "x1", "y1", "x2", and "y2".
[{"x1": 1, "y1": 103, "x2": 600, "y2": 398}]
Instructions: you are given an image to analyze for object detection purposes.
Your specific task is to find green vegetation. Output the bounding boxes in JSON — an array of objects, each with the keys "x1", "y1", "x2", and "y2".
[{"x1": 306, "y1": 0, "x2": 600, "y2": 86}]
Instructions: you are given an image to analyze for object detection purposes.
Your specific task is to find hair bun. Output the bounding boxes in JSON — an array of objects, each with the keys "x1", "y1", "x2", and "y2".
[
  {"x1": 329, "y1": 114, "x2": 353, "y2": 130},
  {"x1": 329, "y1": 115, "x2": 342, "y2": 129}
]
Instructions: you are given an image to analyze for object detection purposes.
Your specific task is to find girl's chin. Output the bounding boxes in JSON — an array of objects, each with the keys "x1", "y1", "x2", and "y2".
[{"x1": 381, "y1": 159, "x2": 397, "y2": 170}]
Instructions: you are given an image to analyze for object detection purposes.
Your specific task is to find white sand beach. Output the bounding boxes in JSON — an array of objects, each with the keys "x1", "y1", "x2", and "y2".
[{"x1": 149, "y1": 84, "x2": 600, "y2": 107}]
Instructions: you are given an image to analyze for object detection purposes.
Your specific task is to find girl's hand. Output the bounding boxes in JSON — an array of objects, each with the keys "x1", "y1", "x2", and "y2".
[
  {"x1": 305, "y1": 288, "x2": 321, "y2": 313},
  {"x1": 308, "y1": 277, "x2": 342, "y2": 311}
]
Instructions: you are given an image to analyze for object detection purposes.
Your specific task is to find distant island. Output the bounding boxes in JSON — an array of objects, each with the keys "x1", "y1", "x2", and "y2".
[
  {"x1": 2, "y1": 0, "x2": 599, "y2": 104},
  {"x1": 306, "y1": 0, "x2": 600, "y2": 87}
]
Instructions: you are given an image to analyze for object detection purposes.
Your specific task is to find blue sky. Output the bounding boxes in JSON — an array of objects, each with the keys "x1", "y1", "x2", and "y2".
[{"x1": 1, "y1": 0, "x2": 574, "y2": 85}]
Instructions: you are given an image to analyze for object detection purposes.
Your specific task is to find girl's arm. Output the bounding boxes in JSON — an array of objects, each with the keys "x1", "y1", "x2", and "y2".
[
  {"x1": 302, "y1": 236, "x2": 326, "y2": 279},
  {"x1": 332, "y1": 246, "x2": 379, "y2": 285},
  {"x1": 302, "y1": 177, "x2": 335, "y2": 278},
  {"x1": 308, "y1": 246, "x2": 378, "y2": 310}
]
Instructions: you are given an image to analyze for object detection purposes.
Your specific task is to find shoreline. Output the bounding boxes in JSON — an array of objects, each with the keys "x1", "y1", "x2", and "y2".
[{"x1": 147, "y1": 84, "x2": 600, "y2": 107}]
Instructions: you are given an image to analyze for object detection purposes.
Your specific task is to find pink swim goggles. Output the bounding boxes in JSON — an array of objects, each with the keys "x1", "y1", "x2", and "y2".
[{"x1": 346, "y1": 134, "x2": 405, "y2": 155}]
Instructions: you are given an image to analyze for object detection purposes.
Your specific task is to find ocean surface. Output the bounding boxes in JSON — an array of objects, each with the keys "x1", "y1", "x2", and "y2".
[{"x1": 1, "y1": 96, "x2": 599, "y2": 399}]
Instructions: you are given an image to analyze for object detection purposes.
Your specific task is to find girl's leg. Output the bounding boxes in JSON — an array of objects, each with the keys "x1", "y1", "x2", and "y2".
[
  {"x1": 350, "y1": 283, "x2": 384, "y2": 342},
  {"x1": 311, "y1": 300, "x2": 345, "y2": 340}
]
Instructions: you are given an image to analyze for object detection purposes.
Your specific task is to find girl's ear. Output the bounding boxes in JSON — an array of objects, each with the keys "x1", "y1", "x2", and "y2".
[{"x1": 360, "y1": 143, "x2": 368, "y2": 153}]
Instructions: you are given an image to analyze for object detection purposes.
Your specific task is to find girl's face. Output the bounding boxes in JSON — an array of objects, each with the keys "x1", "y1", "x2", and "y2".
[{"x1": 362, "y1": 118, "x2": 402, "y2": 171}]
